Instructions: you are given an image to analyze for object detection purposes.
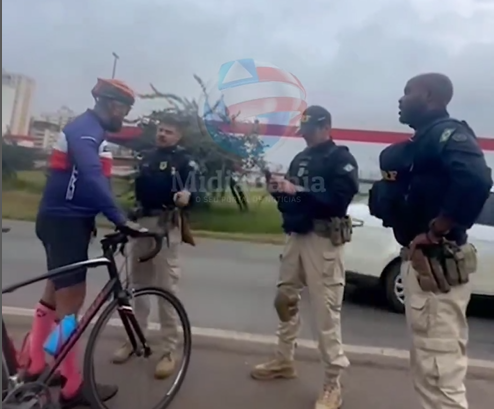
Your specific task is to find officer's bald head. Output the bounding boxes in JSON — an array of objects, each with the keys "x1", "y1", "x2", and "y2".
[
  {"x1": 399, "y1": 73, "x2": 454, "y2": 126},
  {"x1": 408, "y1": 73, "x2": 454, "y2": 107}
]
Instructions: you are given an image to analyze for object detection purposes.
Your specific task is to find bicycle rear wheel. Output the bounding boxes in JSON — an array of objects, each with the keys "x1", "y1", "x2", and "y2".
[{"x1": 83, "y1": 287, "x2": 192, "y2": 409}]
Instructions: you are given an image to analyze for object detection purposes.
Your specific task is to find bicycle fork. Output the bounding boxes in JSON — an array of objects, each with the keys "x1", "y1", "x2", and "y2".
[{"x1": 116, "y1": 295, "x2": 152, "y2": 358}]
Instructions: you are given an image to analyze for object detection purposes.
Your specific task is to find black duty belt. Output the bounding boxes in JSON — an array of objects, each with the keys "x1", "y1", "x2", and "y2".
[{"x1": 141, "y1": 208, "x2": 165, "y2": 217}]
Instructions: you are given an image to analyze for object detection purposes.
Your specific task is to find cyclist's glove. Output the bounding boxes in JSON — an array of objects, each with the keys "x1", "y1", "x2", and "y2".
[{"x1": 117, "y1": 221, "x2": 149, "y2": 238}]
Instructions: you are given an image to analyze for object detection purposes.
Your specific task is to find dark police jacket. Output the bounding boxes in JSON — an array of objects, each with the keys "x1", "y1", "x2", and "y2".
[
  {"x1": 271, "y1": 140, "x2": 359, "y2": 234},
  {"x1": 369, "y1": 112, "x2": 493, "y2": 246},
  {"x1": 134, "y1": 146, "x2": 197, "y2": 211}
]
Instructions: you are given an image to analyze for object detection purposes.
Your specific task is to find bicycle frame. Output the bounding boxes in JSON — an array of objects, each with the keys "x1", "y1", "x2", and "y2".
[{"x1": 1, "y1": 244, "x2": 149, "y2": 390}]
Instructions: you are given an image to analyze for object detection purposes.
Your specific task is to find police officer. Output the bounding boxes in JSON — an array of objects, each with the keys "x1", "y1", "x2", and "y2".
[
  {"x1": 251, "y1": 106, "x2": 359, "y2": 409},
  {"x1": 112, "y1": 116, "x2": 197, "y2": 379},
  {"x1": 370, "y1": 73, "x2": 492, "y2": 409}
]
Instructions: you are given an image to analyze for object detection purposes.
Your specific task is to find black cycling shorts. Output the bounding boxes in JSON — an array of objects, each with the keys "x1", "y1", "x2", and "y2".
[{"x1": 35, "y1": 214, "x2": 95, "y2": 290}]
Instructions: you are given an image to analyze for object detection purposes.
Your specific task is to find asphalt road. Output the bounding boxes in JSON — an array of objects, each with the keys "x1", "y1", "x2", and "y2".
[
  {"x1": 2, "y1": 220, "x2": 493, "y2": 361},
  {"x1": 5, "y1": 322, "x2": 491, "y2": 409}
]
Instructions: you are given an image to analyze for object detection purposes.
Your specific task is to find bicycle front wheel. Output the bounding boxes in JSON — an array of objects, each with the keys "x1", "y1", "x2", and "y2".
[{"x1": 83, "y1": 287, "x2": 192, "y2": 409}]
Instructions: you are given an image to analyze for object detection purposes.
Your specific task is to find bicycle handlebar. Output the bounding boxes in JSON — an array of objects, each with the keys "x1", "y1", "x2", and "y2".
[{"x1": 101, "y1": 230, "x2": 164, "y2": 263}]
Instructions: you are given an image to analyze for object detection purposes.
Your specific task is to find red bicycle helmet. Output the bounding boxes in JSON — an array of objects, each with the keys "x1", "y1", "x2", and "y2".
[{"x1": 91, "y1": 78, "x2": 136, "y2": 106}]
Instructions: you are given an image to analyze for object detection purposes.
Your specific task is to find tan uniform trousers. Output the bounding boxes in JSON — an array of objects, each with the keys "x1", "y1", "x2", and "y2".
[
  {"x1": 402, "y1": 260, "x2": 472, "y2": 409},
  {"x1": 276, "y1": 231, "x2": 350, "y2": 382},
  {"x1": 131, "y1": 216, "x2": 181, "y2": 354}
]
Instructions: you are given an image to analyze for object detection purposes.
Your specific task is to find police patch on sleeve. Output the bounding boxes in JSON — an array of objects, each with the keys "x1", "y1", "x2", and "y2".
[
  {"x1": 343, "y1": 163, "x2": 355, "y2": 172},
  {"x1": 452, "y1": 133, "x2": 468, "y2": 142},
  {"x1": 439, "y1": 128, "x2": 454, "y2": 143}
]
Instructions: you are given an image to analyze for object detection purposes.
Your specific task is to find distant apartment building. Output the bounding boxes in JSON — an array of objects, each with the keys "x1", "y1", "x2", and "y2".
[
  {"x1": 2, "y1": 72, "x2": 16, "y2": 134},
  {"x1": 30, "y1": 106, "x2": 77, "y2": 150},
  {"x1": 2, "y1": 69, "x2": 36, "y2": 135},
  {"x1": 39, "y1": 105, "x2": 76, "y2": 130},
  {"x1": 30, "y1": 118, "x2": 61, "y2": 150}
]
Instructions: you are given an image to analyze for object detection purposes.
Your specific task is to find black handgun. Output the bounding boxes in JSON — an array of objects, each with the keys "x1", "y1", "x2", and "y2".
[{"x1": 263, "y1": 169, "x2": 272, "y2": 182}]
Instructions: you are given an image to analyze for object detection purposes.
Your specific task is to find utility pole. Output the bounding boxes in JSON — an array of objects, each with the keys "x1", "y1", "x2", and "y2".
[{"x1": 111, "y1": 52, "x2": 119, "y2": 79}]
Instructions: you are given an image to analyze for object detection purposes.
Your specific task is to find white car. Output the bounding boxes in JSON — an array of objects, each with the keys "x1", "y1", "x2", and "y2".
[{"x1": 345, "y1": 190, "x2": 494, "y2": 313}]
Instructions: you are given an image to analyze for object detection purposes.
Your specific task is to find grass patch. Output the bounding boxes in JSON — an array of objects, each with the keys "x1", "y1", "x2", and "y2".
[
  {"x1": 3, "y1": 170, "x2": 47, "y2": 193},
  {"x1": 2, "y1": 190, "x2": 42, "y2": 221},
  {"x1": 189, "y1": 192, "x2": 281, "y2": 234},
  {"x1": 2, "y1": 171, "x2": 283, "y2": 237},
  {"x1": 2, "y1": 171, "x2": 369, "y2": 239}
]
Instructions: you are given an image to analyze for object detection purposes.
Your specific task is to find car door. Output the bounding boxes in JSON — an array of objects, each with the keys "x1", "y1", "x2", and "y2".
[
  {"x1": 469, "y1": 191, "x2": 494, "y2": 296},
  {"x1": 345, "y1": 204, "x2": 402, "y2": 278}
]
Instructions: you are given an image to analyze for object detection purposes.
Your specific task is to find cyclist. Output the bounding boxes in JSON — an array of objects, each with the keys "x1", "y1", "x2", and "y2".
[{"x1": 27, "y1": 78, "x2": 144, "y2": 408}]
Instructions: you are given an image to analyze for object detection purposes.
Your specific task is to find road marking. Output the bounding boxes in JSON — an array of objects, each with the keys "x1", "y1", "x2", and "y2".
[{"x1": 3, "y1": 306, "x2": 493, "y2": 369}]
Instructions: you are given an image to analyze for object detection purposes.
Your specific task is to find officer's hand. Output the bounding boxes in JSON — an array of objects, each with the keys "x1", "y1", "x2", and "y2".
[
  {"x1": 268, "y1": 176, "x2": 296, "y2": 195},
  {"x1": 276, "y1": 179, "x2": 297, "y2": 195},
  {"x1": 173, "y1": 190, "x2": 191, "y2": 207},
  {"x1": 267, "y1": 179, "x2": 279, "y2": 193},
  {"x1": 118, "y1": 221, "x2": 149, "y2": 238},
  {"x1": 267, "y1": 175, "x2": 281, "y2": 192},
  {"x1": 409, "y1": 232, "x2": 441, "y2": 255}
]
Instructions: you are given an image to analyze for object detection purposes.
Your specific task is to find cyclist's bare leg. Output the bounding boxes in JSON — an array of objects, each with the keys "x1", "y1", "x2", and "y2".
[
  {"x1": 28, "y1": 281, "x2": 58, "y2": 376},
  {"x1": 33, "y1": 216, "x2": 117, "y2": 407},
  {"x1": 54, "y1": 282, "x2": 86, "y2": 316},
  {"x1": 27, "y1": 281, "x2": 85, "y2": 377},
  {"x1": 55, "y1": 282, "x2": 86, "y2": 398},
  {"x1": 53, "y1": 278, "x2": 117, "y2": 407},
  {"x1": 41, "y1": 280, "x2": 57, "y2": 306}
]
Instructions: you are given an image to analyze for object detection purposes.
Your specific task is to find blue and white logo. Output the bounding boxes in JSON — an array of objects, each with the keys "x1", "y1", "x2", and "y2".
[{"x1": 200, "y1": 58, "x2": 307, "y2": 158}]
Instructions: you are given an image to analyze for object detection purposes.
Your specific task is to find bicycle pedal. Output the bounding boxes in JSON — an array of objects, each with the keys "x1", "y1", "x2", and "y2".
[{"x1": 134, "y1": 347, "x2": 152, "y2": 358}]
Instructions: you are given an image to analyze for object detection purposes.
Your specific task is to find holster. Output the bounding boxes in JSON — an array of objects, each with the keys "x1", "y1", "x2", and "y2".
[
  {"x1": 132, "y1": 206, "x2": 196, "y2": 247},
  {"x1": 441, "y1": 242, "x2": 477, "y2": 285},
  {"x1": 313, "y1": 216, "x2": 353, "y2": 246},
  {"x1": 180, "y1": 211, "x2": 196, "y2": 246},
  {"x1": 155, "y1": 209, "x2": 172, "y2": 247},
  {"x1": 159, "y1": 208, "x2": 196, "y2": 247},
  {"x1": 401, "y1": 242, "x2": 477, "y2": 293}
]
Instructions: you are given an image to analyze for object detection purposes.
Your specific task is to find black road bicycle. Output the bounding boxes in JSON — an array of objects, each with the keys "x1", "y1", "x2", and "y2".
[{"x1": 2, "y1": 227, "x2": 192, "y2": 409}]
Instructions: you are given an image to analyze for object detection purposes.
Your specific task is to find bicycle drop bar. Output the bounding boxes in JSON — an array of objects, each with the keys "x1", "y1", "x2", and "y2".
[{"x1": 100, "y1": 230, "x2": 164, "y2": 262}]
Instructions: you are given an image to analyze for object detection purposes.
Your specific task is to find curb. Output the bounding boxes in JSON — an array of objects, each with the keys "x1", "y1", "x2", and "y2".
[{"x1": 2, "y1": 307, "x2": 492, "y2": 380}]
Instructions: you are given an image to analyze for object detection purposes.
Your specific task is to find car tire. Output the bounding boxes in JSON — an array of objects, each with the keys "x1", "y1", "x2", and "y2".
[{"x1": 382, "y1": 261, "x2": 405, "y2": 314}]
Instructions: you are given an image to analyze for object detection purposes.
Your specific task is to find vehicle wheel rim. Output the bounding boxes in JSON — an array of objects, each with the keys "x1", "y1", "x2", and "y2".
[{"x1": 394, "y1": 275, "x2": 405, "y2": 305}]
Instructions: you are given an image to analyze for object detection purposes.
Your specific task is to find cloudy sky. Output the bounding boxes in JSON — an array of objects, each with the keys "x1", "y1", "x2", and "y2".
[{"x1": 2, "y1": 0, "x2": 494, "y2": 134}]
